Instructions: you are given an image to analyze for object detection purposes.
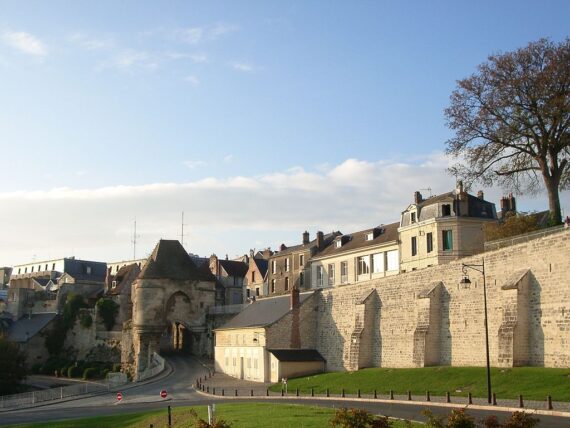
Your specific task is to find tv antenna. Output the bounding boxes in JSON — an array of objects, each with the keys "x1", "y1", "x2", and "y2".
[
  {"x1": 131, "y1": 219, "x2": 141, "y2": 260},
  {"x1": 420, "y1": 187, "x2": 433, "y2": 198},
  {"x1": 181, "y1": 211, "x2": 188, "y2": 248}
]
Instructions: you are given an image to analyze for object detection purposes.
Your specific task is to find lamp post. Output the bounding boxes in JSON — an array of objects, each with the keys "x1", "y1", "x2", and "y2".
[{"x1": 460, "y1": 259, "x2": 492, "y2": 404}]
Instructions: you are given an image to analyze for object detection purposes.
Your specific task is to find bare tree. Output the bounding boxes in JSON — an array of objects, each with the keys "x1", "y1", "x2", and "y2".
[{"x1": 445, "y1": 38, "x2": 569, "y2": 224}]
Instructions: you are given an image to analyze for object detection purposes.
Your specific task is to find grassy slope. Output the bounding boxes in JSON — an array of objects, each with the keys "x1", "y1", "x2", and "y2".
[
  {"x1": 6, "y1": 403, "x2": 421, "y2": 428},
  {"x1": 270, "y1": 367, "x2": 570, "y2": 401}
]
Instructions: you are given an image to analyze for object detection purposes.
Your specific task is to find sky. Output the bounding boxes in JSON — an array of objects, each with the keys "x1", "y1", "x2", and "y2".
[{"x1": 0, "y1": 1, "x2": 568, "y2": 266}]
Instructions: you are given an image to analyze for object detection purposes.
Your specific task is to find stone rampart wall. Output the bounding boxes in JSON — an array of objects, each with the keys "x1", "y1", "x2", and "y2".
[{"x1": 316, "y1": 229, "x2": 570, "y2": 370}]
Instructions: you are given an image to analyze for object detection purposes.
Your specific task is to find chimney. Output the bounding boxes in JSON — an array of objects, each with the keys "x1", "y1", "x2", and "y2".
[
  {"x1": 414, "y1": 191, "x2": 423, "y2": 204},
  {"x1": 302, "y1": 231, "x2": 310, "y2": 245},
  {"x1": 477, "y1": 190, "x2": 484, "y2": 199},
  {"x1": 316, "y1": 231, "x2": 324, "y2": 251},
  {"x1": 508, "y1": 193, "x2": 516, "y2": 212},
  {"x1": 500, "y1": 196, "x2": 508, "y2": 213},
  {"x1": 456, "y1": 180, "x2": 464, "y2": 194},
  {"x1": 262, "y1": 248, "x2": 272, "y2": 259},
  {"x1": 290, "y1": 286, "x2": 300, "y2": 310},
  {"x1": 279, "y1": 243, "x2": 287, "y2": 251}
]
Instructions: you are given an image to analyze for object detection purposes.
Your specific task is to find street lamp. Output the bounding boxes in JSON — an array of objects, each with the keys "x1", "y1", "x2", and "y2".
[{"x1": 460, "y1": 259, "x2": 492, "y2": 404}]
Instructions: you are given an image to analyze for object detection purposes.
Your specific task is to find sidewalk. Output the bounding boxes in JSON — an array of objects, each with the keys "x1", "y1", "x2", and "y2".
[{"x1": 197, "y1": 371, "x2": 570, "y2": 417}]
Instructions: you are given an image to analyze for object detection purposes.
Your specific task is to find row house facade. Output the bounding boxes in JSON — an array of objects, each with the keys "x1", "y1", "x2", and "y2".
[
  {"x1": 266, "y1": 231, "x2": 340, "y2": 295},
  {"x1": 243, "y1": 249, "x2": 272, "y2": 299}
]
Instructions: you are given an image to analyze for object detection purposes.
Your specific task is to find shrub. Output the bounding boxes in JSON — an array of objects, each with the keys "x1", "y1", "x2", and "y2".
[
  {"x1": 330, "y1": 408, "x2": 393, "y2": 428},
  {"x1": 79, "y1": 313, "x2": 93, "y2": 328},
  {"x1": 446, "y1": 409, "x2": 475, "y2": 428},
  {"x1": 96, "y1": 299, "x2": 119, "y2": 331},
  {"x1": 82, "y1": 367, "x2": 98, "y2": 380},
  {"x1": 67, "y1": 365, "x2": 82, "y2": 378},
  {"x1": 502, "y1": 412, "x2": 539, "y2": 428}
]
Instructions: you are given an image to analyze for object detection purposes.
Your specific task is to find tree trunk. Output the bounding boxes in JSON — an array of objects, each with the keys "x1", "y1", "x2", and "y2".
[{"x1": 544, "y1": 175, "x2": 563, "y2": 225}]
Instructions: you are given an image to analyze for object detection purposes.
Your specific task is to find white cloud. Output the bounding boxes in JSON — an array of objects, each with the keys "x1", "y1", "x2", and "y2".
[
  {"x1": 223, "y1": 154, "x2": 234, "y2": 163},
  {"x1": 2, "y1": 31, "x2": 47, "y2": 57},
  {"x1": 229, "y1": 61, "x2": 254, "y2": 72},
  {"x1": 184, "y1": 75, "x2": 200, "y2": 85},
  {"x1": 1, "y1": 153, "x2": 566, "y2": 266},
  {"x1": 182, "y1": 160, "x2": 207, "y2": 168},
  {"x1": 70, "y1": 33, "x2": 114, "y2": 50},
  {"x1": 174, "y1": 23, "x2": 238, "y2": 45}
]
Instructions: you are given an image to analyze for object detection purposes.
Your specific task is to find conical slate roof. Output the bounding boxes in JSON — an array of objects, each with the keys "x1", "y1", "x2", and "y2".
[{"x1": 139, "y1": 240, "x2": 215, "y2": 281}]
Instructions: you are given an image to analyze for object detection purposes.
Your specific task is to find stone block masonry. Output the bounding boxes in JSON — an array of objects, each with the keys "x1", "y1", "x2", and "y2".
[{"x1": 315, "y1": 229, "x2": 570, "y2": 371}]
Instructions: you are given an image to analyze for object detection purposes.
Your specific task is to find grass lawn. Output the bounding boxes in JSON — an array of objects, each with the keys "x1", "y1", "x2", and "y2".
[
  {"x1": 6, "y1": 403, "x2": 422, "y2": 428},
  {"x1": 269, "y1": 367, "x2": 570, "y2": 401}
]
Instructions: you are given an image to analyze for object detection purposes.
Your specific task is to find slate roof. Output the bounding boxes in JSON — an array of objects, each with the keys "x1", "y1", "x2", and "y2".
[
  {"x1": 415, "y1": 191, "x2": 496, "y2": 220},
  {"x1": 253, "y1": 258, "x2": 268, "y2": 277},
  {"x1": 139, "y1": 240, "x2": 216, "y2": 281},
  {"x1": 275, "y1": 232, "x2": 340, "y2": 257},
  {"x1": 217, "y1": 291, "x2": 315, "y2": 330},
  {"x1": 268, "y1": 349, "x2": 326, "y2": 362},
  {"x1": 32, "y1": 278, "x2": 51, "y2": 287},
  {"x1": 7, "y1": 313, "x2": 57, "y2": 342},
  {"x1": 315, "y1": 222, "x2": 399, "y2": 259},
  {"x1": 108, "y1": 263, "x2": 140, "y2": 295},
  {"x1": 219, "y1": 259, "x2": 248, "y2": 278}
]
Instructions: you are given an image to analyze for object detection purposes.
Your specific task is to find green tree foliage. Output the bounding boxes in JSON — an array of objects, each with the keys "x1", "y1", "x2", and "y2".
[
  {"x1": 96, "y1": 298, "x2": 119, "y2": 331},
  {"x1": 485, "y1": 213, "x2": 540, "y2": 241},
  {"x1": 445, "y1": 38, "x2": 570, "y2": 224},
  {"x1": 45, "y1": 293, "x2": 87, "y2": 355},
  {"x1": 330, "y1": 408, "x2": 393, "y2": 428},
  {"x1": 0, "y1": 337, "x2": 27, "y2": 394}
]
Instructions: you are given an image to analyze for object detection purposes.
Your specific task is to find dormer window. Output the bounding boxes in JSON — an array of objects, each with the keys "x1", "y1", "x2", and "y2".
[
  {"x1": 365, "y1": 233, "x2": 373, "y2": 241},
  {"x1": 442, "y1": 204, "x2": 451, "y2": 216},
  {"x1": 411, "y1": 212, "x2": 416, "y2": 223},
  {"x1": 335, "y1": 240, "x2": 342, "y2": 248}
]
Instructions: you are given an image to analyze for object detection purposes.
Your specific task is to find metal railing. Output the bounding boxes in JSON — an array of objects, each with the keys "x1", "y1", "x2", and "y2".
[
  {"x1": 484, "y1": 225, "x2": 566, "y2": 252},
  {"x1": 0, "y1": 373, "x2": 128, "y2": 411},
  {"x1": 135, "y1": 352, "x2": 165, "y2": 382}
]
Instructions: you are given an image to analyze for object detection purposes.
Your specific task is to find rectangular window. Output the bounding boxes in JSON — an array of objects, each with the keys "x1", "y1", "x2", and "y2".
[
  {"x1": 443, "y1": 230, "x2": 453, "y2": 251},
  {"x1": 427, "y1": 232, "x2": 433, "y2": 253},
  {"x1": 411, "y1": 237, "x2": 417, "y2": 256},
  {"x1": 411, "y1": 212, "x2": 416, "y2": 223},
  {"x1": 372, "y1": 253, "x2": 385, "y2": 273},
  {"x1": 255, "y1": 287, "x2": 260, "y2": 296},
  {"x1": 386, "y1": 250, "x2": 399, "y2": 271},
  {"x1": 285, "y1": 258, "x2": 290, "y2": 272},
  {"x1": 284, "y1": 277, "x2": 289, "y2": 291},
  {"x1": 299, "y1": 254, "x2": 304, "y2": 266},
  {"x1": 340, "y1": 261, "x2": 348, "y2": 284},
  {"x1": 31, "y1": 266, "x2": 34, "y2": 273},
  {"x1": 442, "y1": 204, "x2": 451, "y2": 216},
  {"x1": 271, "y1": 279, "x2": 275, "y2": 293},
  {"x1": 365, "y1": 232, "x2": 373, "y2": 241},
  {"x1": 271, "y1": 260, "x2": 276, "y2": 273},
  {"x1": 251, "y1": 271, "x2": 256, "y2": 283},
  {"x1": 328, "y1": 264, "x2": 335, "y2": 286},
  {"x1": 247, "y1": 288, "x2": 251, "y2": 298},
  {"x1": 316, "y1": 266, "x2": 324, "y2": 287},
  {"x1": 52, "y1": 263, "x2": 55, "y2": 270},
  {"x1": 357, "y1": 256, "x2": 370, "y2": 275}
]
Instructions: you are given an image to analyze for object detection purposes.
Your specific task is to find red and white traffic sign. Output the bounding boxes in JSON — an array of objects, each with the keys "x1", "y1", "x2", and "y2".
[
  {"x1": 160, "y1": 389, "x2": 167, "y2": 398},
  {"x1": 117, "y1": 392, "x2": 123, "y2": 401}
]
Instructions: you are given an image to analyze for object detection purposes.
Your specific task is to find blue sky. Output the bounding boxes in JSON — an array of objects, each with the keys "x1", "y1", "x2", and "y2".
[{"x1": 0, "y1": 1, "x2": 568, "y2": 265}]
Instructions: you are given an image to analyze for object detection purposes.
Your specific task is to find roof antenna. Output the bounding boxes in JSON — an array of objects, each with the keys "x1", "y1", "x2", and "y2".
[
  {"x1": 181, "y1": 211, "x2": 188, "y2": 249},
  {"x1": 420, "y1": 187, "x2": 433, "y2": 198},
  {"x1": 131, "y1": 219, "x2": 140, "y2": 260}
]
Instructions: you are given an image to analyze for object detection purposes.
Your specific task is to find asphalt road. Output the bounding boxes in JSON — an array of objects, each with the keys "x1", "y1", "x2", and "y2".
[{"x1": 2, "y1": 355, "x2": 568, "y2": 427}]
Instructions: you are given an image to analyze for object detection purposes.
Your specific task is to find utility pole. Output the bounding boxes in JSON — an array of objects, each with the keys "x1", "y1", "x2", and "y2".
[{"x1": 181, "y1": 211, "x2": 187, "y2": 248}]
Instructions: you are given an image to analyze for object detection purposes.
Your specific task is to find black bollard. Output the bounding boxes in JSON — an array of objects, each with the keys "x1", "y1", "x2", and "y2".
[
  {"x1": 547, "y1": 395, "x2": 553, "y2": 410},
  {"x1": 222, "y1": 389, "x2": 224, "y2": 396},
  {"x1": 235, "y1": 389, "x2": 238, "y2": 397},
  {"x1": 213, "y1": 388, "x2": 216, "y2": 395},
  {"x1": 296, "y1": 388, "x2": 299, "y2": 397},
  {"x1": 426, "y1": 391, "x2": 430, "y2": 402},
  {"x1": 311, "y1": 388, "x2": 314, "y2": 397},
  {"x1": 326, "y1": 388, "x2": 330, "y2": 397},
  {"x1": 468, "y1": 392, "x2": 472, "y2": 404},
  {"x1": 266, "y1": 388, "x2": 269, "y2": 396},
  {"x1": 519, "y1": 395, "x2": 524, "y2": 408},
  {"x1": 492, "y1": 393, "x2": 497, "y2": 406},
  {"x1": 389, "y1": 390, "x2": 394, "y2": 400},
  {"x1": 251, "y1": 389, "x2": 253, "y2": 397},
  {"x1": 281, "y1": 389, "x2": 284, "y2": 397},
  {"x1": 446, "y1": 392, "x2": 450, "y2": 403},
  {"x1": 167, "y1": 405, "x2": 172, "y2": 428},
  {"x1": 357, "y1": 389, "x2": 360, "y2": 398},
  {"x1": 374, "y1": 389, "x2": 377, "y2": 399},
  {"x1": 407, "y1": 390, "x2": 412, "y2": 401},
  {"x1": 341, "y1": 388, "x2": 345, "y2": 398}
]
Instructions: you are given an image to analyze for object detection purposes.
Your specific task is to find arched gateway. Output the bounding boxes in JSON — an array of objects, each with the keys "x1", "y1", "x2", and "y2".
[{"x1": 125, "y1": 240, "x2": 216, "y2": 376}]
